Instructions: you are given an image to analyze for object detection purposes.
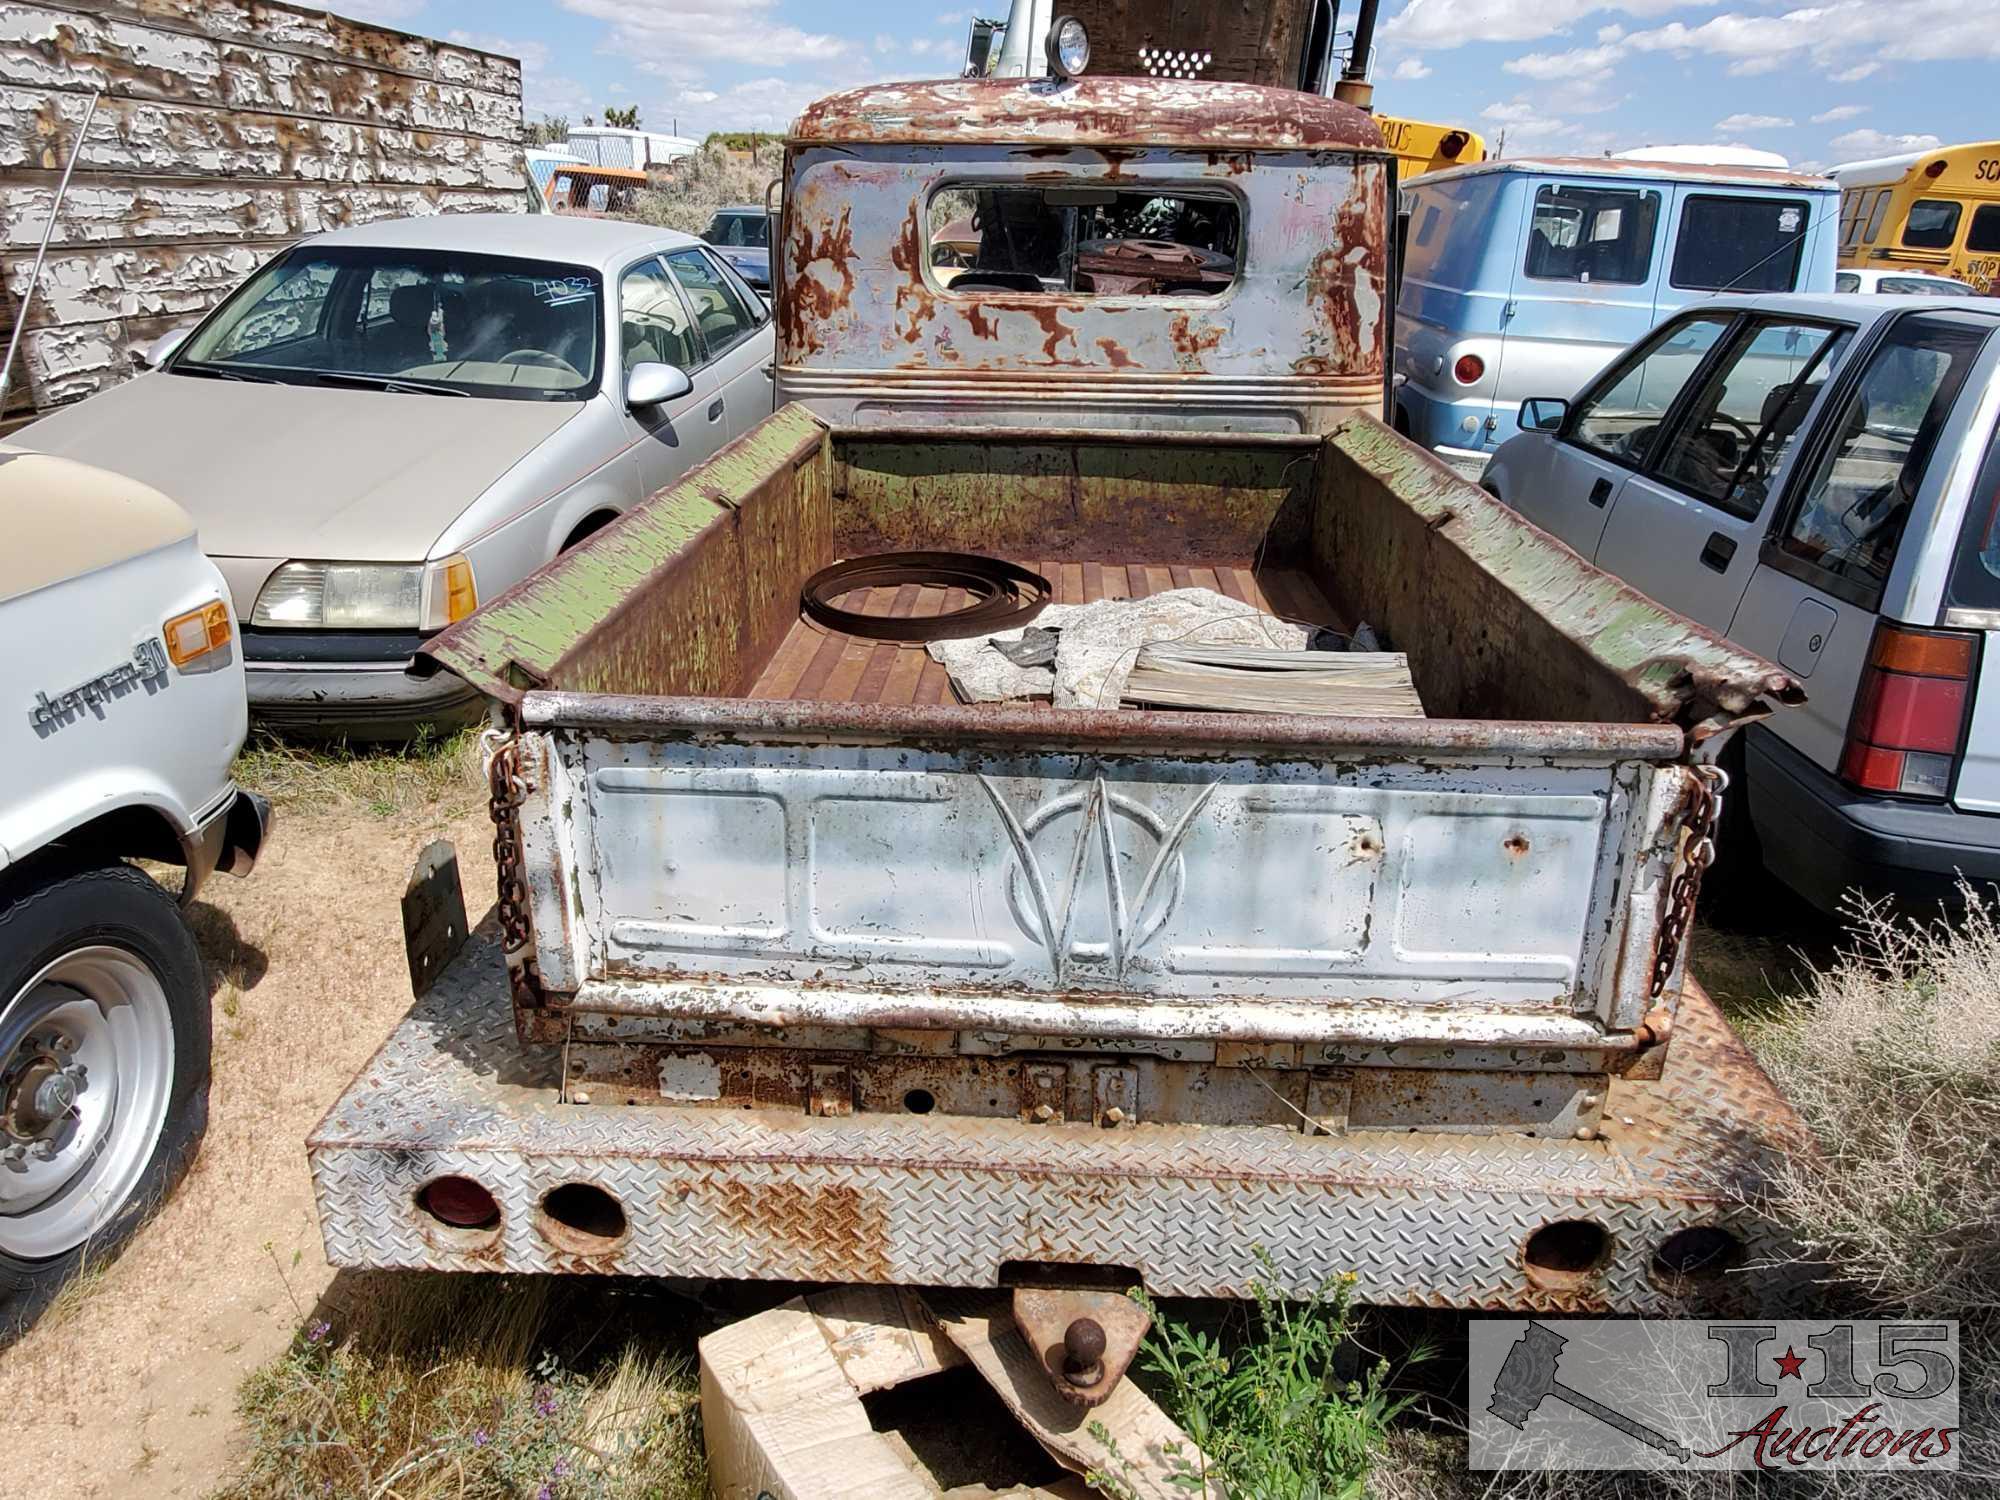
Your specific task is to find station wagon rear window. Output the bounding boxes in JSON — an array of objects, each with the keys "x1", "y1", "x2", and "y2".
[
  {"x1": 173, "y1": 246, "x2": 604, "y2": 401},
  {"x1": 1669, "y1": 196, "x2": 1810, "y2": 292},
  {"x1": 1523, "y1": 185, "x2": 1659, "y2": 285},
  {"x1": 924, "y1": 185, "x2": 1240, "y2": 297}
]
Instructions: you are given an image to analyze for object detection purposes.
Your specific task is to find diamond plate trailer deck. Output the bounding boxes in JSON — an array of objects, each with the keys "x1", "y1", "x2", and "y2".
[{"x1": 309, "y1": 900, "x2": 1806, "y2": 1313}]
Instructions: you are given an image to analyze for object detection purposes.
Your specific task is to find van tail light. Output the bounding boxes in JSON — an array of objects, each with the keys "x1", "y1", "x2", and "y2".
[
  {"x1": 1453, "y1": 353, "x2": 1485, "y2": 385},
  {"x1": 1838, "y1": 623, "x2": 1978, "y2": 798}
]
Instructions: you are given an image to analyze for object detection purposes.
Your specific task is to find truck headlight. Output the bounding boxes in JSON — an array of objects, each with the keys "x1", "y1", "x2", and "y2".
[
  {"x1": 251, "y1": 555, "x2": 476, "y2": 631},
  {"x1": 1046, "y1": 15, "x2": 1090, "y2": 78}
]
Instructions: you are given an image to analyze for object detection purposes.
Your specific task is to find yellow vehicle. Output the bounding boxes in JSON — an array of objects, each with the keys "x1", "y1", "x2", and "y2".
[
  {"x1": 1377, "y1": 115, "x2": 1485, "y2": 180},
  {"x1": 1835, "y1": 141, "x2": 2000, "y2": 288}
]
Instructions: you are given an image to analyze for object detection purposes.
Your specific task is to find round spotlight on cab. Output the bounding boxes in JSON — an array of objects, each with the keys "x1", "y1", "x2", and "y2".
[{"x1": 1046, "y1": 15, "x2": 1091, "y2": 79}]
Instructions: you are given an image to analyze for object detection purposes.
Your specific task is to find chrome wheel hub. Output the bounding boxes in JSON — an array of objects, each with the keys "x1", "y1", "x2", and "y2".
[{"x1": 0, "y1": 950, "x2": 173, "y2": 1260}]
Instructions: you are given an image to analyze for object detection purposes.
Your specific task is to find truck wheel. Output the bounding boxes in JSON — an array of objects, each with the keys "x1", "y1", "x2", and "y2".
[{"x1": 0, "y1": 862, "x2": 209, "y2": 1342}]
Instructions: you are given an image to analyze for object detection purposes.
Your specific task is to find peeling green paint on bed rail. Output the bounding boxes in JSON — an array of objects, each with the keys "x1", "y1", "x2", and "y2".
[
  {"x1": 1319, "y1": 413, "x2": 1804, "y2": 737},
  {"x1": 424, "y1": 404, "x2": 831, "y2": 705}
]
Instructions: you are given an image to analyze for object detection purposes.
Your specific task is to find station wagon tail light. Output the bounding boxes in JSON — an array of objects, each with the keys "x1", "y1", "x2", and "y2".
[
  {"x1": 162, "y1": 599, "x2": 232, "y2": 668},
  {"x1": 1838, "y1": 623, "x2": 1979, "y2": 798},
  {"x1": 1453, "y1": 353, "x2": 1485, "y2": 385}
]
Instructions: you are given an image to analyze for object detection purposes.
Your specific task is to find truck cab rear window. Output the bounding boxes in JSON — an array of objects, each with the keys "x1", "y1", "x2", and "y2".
[
  {"x1": 1670, "y1": 196, "x2": 1809, "y2": 292},
  {"x1": 925, "y1": 185, "x2": 1240, "y2": 297}
]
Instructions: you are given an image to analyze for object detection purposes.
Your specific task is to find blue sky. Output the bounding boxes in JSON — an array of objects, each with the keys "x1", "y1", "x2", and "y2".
[{"x1": 328, "y1": 0, "x2": 1989, "y2": 170}]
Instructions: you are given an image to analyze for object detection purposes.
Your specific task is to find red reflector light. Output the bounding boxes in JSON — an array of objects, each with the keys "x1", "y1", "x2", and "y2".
[
  {"x1": 1453, "y1": 353, "x2": 1485, "y2": 384},
  {"x1": 1840, "y1": 623, "x2": 1978, "y2": 797},
  {"x1": 418, "y1": 1176, "x2": 500, "y2": 1229}
]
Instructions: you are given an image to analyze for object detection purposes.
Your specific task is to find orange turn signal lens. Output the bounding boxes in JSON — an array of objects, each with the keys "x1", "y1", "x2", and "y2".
[
  {"x1": 1868, "y1": 624, "x2": 1976, "y2": 678},
  {"x1": 442, "y1": 557, "x2": 477, "y2": 624},
  {"x1": 163, "y1": 599, "x2": 232, "y2": 668}
]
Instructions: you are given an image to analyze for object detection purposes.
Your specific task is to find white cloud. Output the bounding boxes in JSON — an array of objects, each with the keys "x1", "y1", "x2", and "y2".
[
  {"x1": 1503, "y1": 43, "x2": 1624, "y2": 80},
  {"x1": 1829, "y1": 127, "x2": 1944, "y2": 159},
  {"x1": 1714, "y1": 113, "x2": 1793, "y2": 130},
  {"x1": 874, "y1": 33, "x2": 898, "y2": 54},
  {"x1": 936, "y1": 9, "x2": 971, "y2": 23},
  {"x1": 1390, "y1": 57, "x2": 1432, "y2": 80},
  {"x1": 1383, "y1": 0, "x2": 1685, "y2": 52},
  {"x1": 1620, "y1": 0, "x2": 2000, "y2": 84},
  {"x1": 1810, "y1": 104, "x2": 1866, "y2": 124},
  {"x1": 561, "y1": 0, "x2": 850, "y2": 74},
  {"x1": 446, "y1": 30, "x2": 549, "y2": 75}
]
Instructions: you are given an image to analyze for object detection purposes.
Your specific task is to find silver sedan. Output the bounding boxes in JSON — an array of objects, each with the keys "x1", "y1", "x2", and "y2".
[{"x1": 20, "y1": 213, "x2": 776, "y2": 736}]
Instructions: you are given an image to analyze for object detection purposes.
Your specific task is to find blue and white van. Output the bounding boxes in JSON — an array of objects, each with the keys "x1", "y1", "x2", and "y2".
[{"x1": 1394, "y1": 157, "x2": 1840, "y2": 479}]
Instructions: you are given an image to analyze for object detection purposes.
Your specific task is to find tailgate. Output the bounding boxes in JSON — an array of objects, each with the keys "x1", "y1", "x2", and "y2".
[{"x1": 513, "y1": 695, "x2": 1694, "y2": 1049}]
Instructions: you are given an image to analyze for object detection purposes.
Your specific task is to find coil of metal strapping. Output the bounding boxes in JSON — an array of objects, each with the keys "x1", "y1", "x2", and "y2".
[{"x1": 800, "y1": 551, "x2": 1053, "y2": 643}]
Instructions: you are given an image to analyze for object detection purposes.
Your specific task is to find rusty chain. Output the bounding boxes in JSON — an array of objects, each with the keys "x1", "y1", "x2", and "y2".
[
  {"x1": 1649, "y1": 763, "x2": 1728, "y2": 998},
  {"x1": 484, "y1": 728, "x2": 545, "y2": 1009}
]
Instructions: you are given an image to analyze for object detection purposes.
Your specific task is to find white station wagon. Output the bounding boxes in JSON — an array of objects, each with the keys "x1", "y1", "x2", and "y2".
[{"x1": 20, "y1": 215, "x2": 775, "y2": 737}]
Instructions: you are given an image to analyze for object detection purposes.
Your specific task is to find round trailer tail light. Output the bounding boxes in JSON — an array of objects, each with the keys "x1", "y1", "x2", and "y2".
[{"x1": 1453, "y1": 353, "x2": 1486, "y2": 385}]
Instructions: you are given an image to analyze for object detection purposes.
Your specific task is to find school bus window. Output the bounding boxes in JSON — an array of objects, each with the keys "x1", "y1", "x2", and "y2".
[
  {"x1": 1902, "y1": 199, "x2": 1963, "y2": 250},
  {"x1": 1864, "y1": 189, "x2": 1892, "y2": 243},
  {"x1": 1968, "y1": 204, "x2": 2000, "y2": 255}
]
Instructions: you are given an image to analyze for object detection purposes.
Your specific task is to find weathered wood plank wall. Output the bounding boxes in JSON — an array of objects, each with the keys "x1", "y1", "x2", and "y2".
[{"x1": 1, "y1": 0, "x2": 526, "y2": 421}]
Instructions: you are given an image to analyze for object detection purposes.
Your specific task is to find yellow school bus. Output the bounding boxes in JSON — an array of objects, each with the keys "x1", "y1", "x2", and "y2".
[
  {"x1": 1377, "y1": 115, "x2": 1487, "y2": 180},
  {"x1": 1835, "y1": 140, "x2": 2000, "y2": 287}
]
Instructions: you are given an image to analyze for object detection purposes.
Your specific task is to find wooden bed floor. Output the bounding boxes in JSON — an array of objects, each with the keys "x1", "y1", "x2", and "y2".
[{"x1": 748, "y1": 560, "x2": 1343, "y2": 707}]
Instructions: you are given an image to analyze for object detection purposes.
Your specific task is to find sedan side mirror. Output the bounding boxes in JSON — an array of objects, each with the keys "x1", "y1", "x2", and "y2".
[
  {"x1": 626, "y1": 361, "x2": 693, "y2": 408},
  {"x1": 133, "y1": 325, "x2": 194, "y2": 370},
  {"x1": 1519, "y1": 397, "x2": 1569, "y2": 433}
]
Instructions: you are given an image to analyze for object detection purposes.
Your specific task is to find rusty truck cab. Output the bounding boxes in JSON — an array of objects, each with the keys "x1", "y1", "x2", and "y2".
[{"x1": 775, "y1": 78, "x2": 1392, "y2": 433}]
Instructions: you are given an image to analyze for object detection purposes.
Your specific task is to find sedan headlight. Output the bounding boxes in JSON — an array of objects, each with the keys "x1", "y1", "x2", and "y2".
[{"x1": 251, "y1": 555, "x2": 476, "y2": 631}]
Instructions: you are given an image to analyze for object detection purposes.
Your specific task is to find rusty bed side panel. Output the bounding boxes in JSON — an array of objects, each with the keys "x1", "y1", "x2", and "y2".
[
  {"x1": 423, "y1": 405, "x2": 831, "y2": 705},
  {"x1": 830, "y1": 431, "x2": 1313, "y2": 561},
  {"x1": 1315, "y1": 416, "x2": 1806, "y2": 736}
]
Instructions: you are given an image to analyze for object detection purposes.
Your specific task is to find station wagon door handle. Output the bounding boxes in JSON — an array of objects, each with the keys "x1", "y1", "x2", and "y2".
[
  {"x1": 707, "y1": 398, "x2": 725, "y2": 422},
  {"x1": 1700, "y1": 532, "x2": 1737, "y2": 573},
  {"x1": 1588, "y1": 478, "x2": 1613, "y2": 508}
]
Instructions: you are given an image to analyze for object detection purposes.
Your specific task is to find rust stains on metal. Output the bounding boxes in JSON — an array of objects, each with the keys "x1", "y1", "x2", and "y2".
[
  {"x1": 1168, "y1": 311, "x2": 1225, "y2": 371},
  {"x1": 1095, "y1": 337, "x2": 1137, "y2": 369},
  {"x1": 964, "y1": 303, "x2": 1000, "y2": 341},
  {"x1": 886, "y1": 204, "x2": 938, "y2": 347},
  {"x1": 789, "y1": 78, "x2": 1390, "y2": 156},
  {"x1": 711, "y1": 1177, "x2": 893, "y2": 1281},
  {"x1": 779, "y1": 202, "x2": 856, "y2": 359},
  {"x1": 1024, "y1": 303, "x2": 1077, "y2": 362},
  {"x1": 1299, "y1": 175, "x2": 1387, "y2": 377}
]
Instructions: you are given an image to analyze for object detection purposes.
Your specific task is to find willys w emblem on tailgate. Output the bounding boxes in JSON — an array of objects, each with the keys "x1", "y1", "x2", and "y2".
[{"x1": 976, "y1": 774, "x2": 1218, "y2": 981}]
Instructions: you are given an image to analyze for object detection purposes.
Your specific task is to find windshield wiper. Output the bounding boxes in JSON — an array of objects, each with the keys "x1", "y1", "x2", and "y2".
[
  {"x1": 309, "y1": 370, "x2": 471, "y2": 398},
  {"x1": 172, "y1": 362, "x2": 281, "y2": 384}
]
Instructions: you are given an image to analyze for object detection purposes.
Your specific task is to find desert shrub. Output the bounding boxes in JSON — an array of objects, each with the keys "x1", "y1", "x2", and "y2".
[{"x1": 630, "y1": 143, "x2": 783, "y2": 237}]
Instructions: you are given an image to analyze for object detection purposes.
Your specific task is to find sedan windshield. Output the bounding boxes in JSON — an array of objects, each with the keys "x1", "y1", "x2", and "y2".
[{"x1": 174, "y1": 246, "x2": 603, "y2": 401}]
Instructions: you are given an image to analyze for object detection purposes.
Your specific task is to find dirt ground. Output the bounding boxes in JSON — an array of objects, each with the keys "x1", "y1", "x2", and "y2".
[{"x1": 5, "y1": 800, "x2": 495, "y2": 1499}]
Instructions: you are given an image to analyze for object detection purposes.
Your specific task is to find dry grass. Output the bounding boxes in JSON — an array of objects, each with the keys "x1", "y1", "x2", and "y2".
[
  {"x1": 214, "y1": 1274, "x2": 707, "y2": 1500},
  {"x1": 1369, "y1": 889, "x2": 2000, "y2": 1500},
  {"x1": 1745, "y1": 882, "x2": 2000, "y2": 1318},
  {"x1": 233, "y1": 727, "x2": 485, "y2": 819},
  {"x1": 630, "y1": 142, "x2": 783, "y2": 236}
]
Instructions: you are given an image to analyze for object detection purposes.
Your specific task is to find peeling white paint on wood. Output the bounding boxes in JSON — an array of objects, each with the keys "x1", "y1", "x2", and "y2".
[{"x1": 2, "y1": 1, "x2": 525, "y2": 417}]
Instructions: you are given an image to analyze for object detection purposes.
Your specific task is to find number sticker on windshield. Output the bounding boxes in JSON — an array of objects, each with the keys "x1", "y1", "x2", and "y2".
[{"x1": 533, "y1": 277, "x2": 595, "y2": 307}]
